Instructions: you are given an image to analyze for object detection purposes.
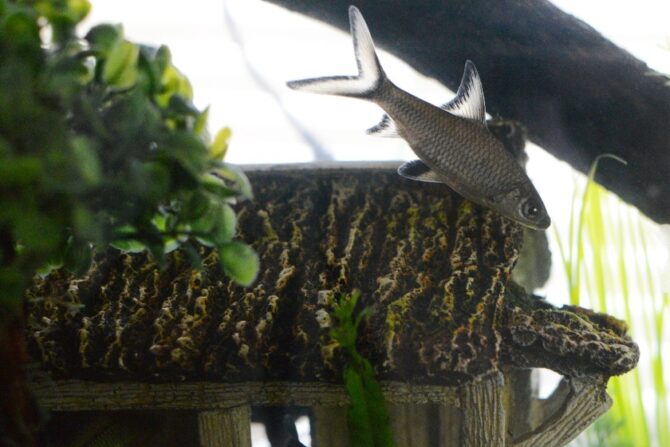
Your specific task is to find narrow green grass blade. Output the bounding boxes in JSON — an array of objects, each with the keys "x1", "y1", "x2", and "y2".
[
  {"x1": 565, "y1": 154, "x2": 662, "y2": 447},
  {"x1": 332, "y1": 291, "x2": 396, "y2": 447},
  {"x1": 344, "y1": 365, "x2": 375, "y2": 447},
  {"x1": 637, "y1": 217, "x2": 670, "y2": 447}
]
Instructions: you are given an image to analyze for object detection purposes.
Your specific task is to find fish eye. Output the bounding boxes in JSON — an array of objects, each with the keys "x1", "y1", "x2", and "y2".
[{"x1": 521, "y1": 199, "x2": 541, "y2": 220}]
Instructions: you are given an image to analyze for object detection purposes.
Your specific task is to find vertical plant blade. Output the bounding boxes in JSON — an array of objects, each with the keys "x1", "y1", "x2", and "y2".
[{"x1": 560, "y1": 154, "x2": 669, "y2": 447}]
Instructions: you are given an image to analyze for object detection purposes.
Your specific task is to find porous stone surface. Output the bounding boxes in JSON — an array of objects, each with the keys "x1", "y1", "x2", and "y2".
[
  {"x1": 500, "y1": 282, "x2": 638, "y2": 377},
  {"x1": 25, "y1": 166, "x2": 638, "y2": 384}
]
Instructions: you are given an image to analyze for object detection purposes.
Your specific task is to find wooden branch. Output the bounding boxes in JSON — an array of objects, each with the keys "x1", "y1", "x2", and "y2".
[
  {"x1": 30, "y1": 369, "x2": 609, "y2": 446},
  {"x1": 388, "y1": 404, "x2": 439, "y2": 447},
  {"x1": 437, "y1": 402, "x2": 462, "y2": 446},
  {"x1": 312, "y1": 406, "x2": 350, "y2": 447},
  {"x1": 502, "y1": 368, "x2": 536, "y2": 436},
  {"x1": 460, "y1": 372, "x2": 506, "y2": 447},
  {"x1": 513, "y1": 376, "x2": 612, "y2": 447},
  {"x1": 28, "y1": 379, "x2": 458, "y2": 411},
  {"x1": 198, "y1": 407, "x2": 252, "y2": 447},
  {"x1": 267, "y1": 0, "x2": 670, "y2": 223}
]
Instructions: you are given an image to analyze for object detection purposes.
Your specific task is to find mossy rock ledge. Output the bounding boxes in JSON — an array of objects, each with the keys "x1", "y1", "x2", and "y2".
[
  {"x1": 25, "y1": 163, "x2": 639, "y2": 446},
  {"x1": 26, "y1": 163, "x2": 638, "y2": 383}
]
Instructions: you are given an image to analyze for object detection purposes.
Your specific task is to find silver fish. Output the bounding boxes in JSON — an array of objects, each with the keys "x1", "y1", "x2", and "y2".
[{"x1": 287, "y1": 6, "x2": 550, "y2": 230}]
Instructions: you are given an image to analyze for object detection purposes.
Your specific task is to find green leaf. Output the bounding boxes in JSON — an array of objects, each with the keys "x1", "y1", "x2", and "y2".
[
  {"x1": 163, "y1": 237, "x2": 180, "y2": 253},
  {"x1": 0, "y1": 157, "x2": 42, "y2": 186},
  {"x1": 103, "y1": 40, "x2": 139, "y2": 89},
  {"x1": 201, "y1": 180, "x2": 238, "y2": 199},
  {"x1": 211, "y1": 163, "x2": 253, "y2": 200},
  {"x1": 168, "y1": 94, "x2": 199, "y2": 116},
  {"x1": 13, "y1": 207, "x2": 63, "y2": 253},
  {"x1": 210, "y1": 127, "x2": 231, "y2": 161},
  {"x1": 161, "y1": 131, "x2": 209, "y2": 177},
  {"x1": 66, "y1": 0, "x2": 91, "y2": 23},
  {"x1": 35, "y1": 0, "x2": 91, "y2": 25},
  {"x1": 63, "y1": 237, "x2": 92, "y2": 275},
  {"x1": 44, "y1": 51, "x2": 93, "y2": 96},
  {"x1": 183, "y1": 192, "x2": 211, "y2": 222},
  {"x1": 180, "y1": 242, "x2": 202, "y2": 268},
  {"x1": 218, "y1": 203, "x2": 237, "y2": 243},
  {"x1": 146, "y1": 240, "x2": 166, "y2": 266},
  {"x1": 110, "y1": 225, "x2": 146, "y2": 253},
  {"x1": 154, "y1": 45, "x2": 171, "y2": 76},
  {"x1": 72, "y1": 204, "x2": 100, "y2": 242},
  {"x1": 37, "y1": 248, "x2": 65, "y2": 277},
  {"x1": 70, "y1": 136, "x2": 101, "y2": 186},
  {"x1": 194, "y1": 106, "x2": 209, "y2": 136},
  {"x1": 219, "y1": 241, "x2": 258, "y2": 287},
  {"x1": 191, "y1": 201, "x2": 217, "y2": 233},
  {"x1": 85, "y1": 24, "x2": 122, "y2": 54},
  {"x1": 152, "y1": 213, "x2": 167, "y2": 232},
  {"x1": 36, "y1": 263, "x2": 57, "y2": 277},
  {"x1": 110, "y1": 239, "x2": 146, "y2": 253},
  {"x1": 3, "y1": 11, "x2": 40, "y2": 47},
  {"x1": 136, "y1": 45, "x2": 165, "y2": 96},
  {"x1": 195, "y1": 202, "x2": 237, "y2": 245},
  {"x1": 136, "y1": 222, "x2": 167, "y2": 266},
  {"x1": 131, "y1": 161, "x2": 171, "y2": 202},
  {"x1": 0, "y1": 0, "x2": 257, "y2": 320},
  {"x1": 157, "y1": 65, "x2": 193, "y2": 106}
]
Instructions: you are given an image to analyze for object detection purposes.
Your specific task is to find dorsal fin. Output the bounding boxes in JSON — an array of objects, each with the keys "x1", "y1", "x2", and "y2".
[
  {"x1": 397, "y1": 160, "x2": 443, "y2": 183},
  {"x1": 367, "y1": 60, "x2": 486, "y2": 137},
  {"x1": 441, "y1": 60, "x2": 486, "y2": 122}
]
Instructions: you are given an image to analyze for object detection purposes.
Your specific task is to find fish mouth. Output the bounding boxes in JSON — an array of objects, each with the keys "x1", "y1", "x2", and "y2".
[
  {"x1": 525, "y1": 214, "x2": 551, "y2": 230},
  {"x1": 540, "y1": 215, "x2": 551, "y2": 229}
]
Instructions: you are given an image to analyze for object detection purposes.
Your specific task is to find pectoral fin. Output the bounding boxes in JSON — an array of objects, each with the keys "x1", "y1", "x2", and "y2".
[{"x1": 397, "y1": 160, "x2": 443, "y2": 183}]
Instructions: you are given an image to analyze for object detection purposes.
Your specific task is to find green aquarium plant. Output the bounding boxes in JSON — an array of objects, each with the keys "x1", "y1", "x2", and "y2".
[
  {"x1": 0, "y1": 0, "x2": 257, "y2": 443},
  {"x1": 556, "y1": 155, "x2": 669, "y2": 447},
  {"x1": 0, "y1": 0, "x2": 258, "y2": 315},
  {"x1": 331, "y1": 290, "x2": 396, "y2": 447}
]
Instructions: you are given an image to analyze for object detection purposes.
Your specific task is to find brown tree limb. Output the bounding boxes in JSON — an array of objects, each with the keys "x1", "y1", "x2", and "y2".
[{"x1": 269, "y1": 0, "x2": 670, "y2": 222}]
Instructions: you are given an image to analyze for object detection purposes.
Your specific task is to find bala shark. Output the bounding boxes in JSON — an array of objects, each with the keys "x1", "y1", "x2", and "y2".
[{"x1": 287, "y1": 6, "x2": 551, "y2": 230}]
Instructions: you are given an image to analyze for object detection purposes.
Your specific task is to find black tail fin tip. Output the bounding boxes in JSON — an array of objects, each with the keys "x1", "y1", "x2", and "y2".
[{"x1": 285, "y1": 6, "x2": 385, "y2": 98}]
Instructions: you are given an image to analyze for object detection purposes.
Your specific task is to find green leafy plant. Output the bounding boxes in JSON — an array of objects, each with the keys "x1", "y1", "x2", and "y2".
[
  {"x1": 0, "y1": 0, "x2": 259, "y2": 318},
  {"x1": 331, "y1": 290, "x2": 396, "y2": 447},
  {"x1": 555, "y1": 155, "x2": 669, "y2": 447}
]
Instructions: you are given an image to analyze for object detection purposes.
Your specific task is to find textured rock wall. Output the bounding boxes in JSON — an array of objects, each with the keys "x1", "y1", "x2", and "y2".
[
  {"x1": 26, "y1": 165, "x2": 638, "y2": 384},
  {"x1": 27, "y1": 166, "x2": 523, "y2": 384}
]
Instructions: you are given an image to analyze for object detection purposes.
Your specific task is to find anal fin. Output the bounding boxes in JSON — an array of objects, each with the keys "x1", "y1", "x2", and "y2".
[{"x1": 397, "y1": 160, "x2": 443, "y2": 183}]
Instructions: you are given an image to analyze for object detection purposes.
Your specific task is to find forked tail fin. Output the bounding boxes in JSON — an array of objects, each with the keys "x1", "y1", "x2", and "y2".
[{"x1": 286, "y1": 6, "x2": 386, "y2": 98}]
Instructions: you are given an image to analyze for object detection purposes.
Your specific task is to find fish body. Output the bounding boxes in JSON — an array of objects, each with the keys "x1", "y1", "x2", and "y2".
[{"x1": 287, "y1": 6, "x2": 550, "y2": 229}]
